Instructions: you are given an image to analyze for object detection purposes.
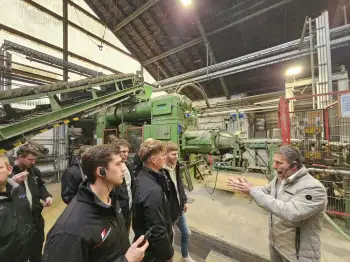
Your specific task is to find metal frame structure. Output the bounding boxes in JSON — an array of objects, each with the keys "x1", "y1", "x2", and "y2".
[
  {"x1": 0, "y1": 73, "x2": 144, "y2": 152},
  {"x1": 114, "y1": 0, "x2": 160, "y2": 32},
  {"x1": 142, "y1": 0, "x2": 296, "y2": 66},
  {"x1": 0, "y1": 23, "x2": 120, "y2": 75},
  {"x1": 2, "y1": 40, "x2": 102, "y2": 77},
  {"x1": 154, "y1": 23, "x2": 350, "y2": 90},
  {"x1": 193, "y1": 15, "x2": 230, "y2": 98}
]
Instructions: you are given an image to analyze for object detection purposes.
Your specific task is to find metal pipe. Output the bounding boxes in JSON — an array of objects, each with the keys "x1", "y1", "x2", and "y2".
[
  {"x1": 309, "y1": 17, "x2": 316, "y2": 109},
  {"x1": 193, "y1": 91, "x2": 285, "y2": 109},
  {"x1": 154, "y1": 24, "x2": 350, "y2": 88},
  {"x1": 63, "y1": 0, "x2": 69, "y2": 82},
  {"x1": 325, "y1": 11, "x2": 333, "y2": 94},
  {"x1": 175, "y1": 83, "x2": 210, "y2": 108},
  {"x1": 198, "y1": 105, "x2": 278, "y2": 117},
  {"x1": 157, "y1": 35, "x2": 350, "y2": 90},
  {"x1": 307, "y1": 168, "x2": 350, "y2": 176},
  {"x1": 344, "y1": 5, "x2": 348, "y2": 25},
  {"x1": 324, "y1": 214, "x2": 350, "y2": 242}
]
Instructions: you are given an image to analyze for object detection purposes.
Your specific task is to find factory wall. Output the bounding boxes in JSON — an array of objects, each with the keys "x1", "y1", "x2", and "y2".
[
  {"x1": 0, "y1": 0, "x2": 155, "y2": 178},
  {"x1": 0, "y1": 0, "x2": 155, "y2": 83}
]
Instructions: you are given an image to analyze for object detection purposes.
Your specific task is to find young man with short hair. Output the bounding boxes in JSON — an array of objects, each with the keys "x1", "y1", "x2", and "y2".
[
  {"x1": 132, "y1": 139, "x2": 176, "y2": 262},
  {"x1": 61, "y1": 145, "x2": 92, "y2": 204},
  {"x1": 0, "y1": 154, "x2": 33, "y2": 262},
  {"x1": 43, "y1": 144, "x2": 148, "y2": 262},
  {"x1": 164, "y1": 141, "x2": 195, "y2": 262},
  {"x1": 12, "y1": 144, "x2": 52, "y2": 262},
  {"x1": 112, "y1": 139, "x2": 134, "y2": 231}
]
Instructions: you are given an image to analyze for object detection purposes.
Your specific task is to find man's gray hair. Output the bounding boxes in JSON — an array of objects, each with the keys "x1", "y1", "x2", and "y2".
[{"x1": 276, "y1": 146, "x2": 303, "y2": 168}]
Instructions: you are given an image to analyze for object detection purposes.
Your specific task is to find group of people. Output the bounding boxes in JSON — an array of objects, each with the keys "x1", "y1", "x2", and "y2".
[
  {"x1": 0, "y1": 138, "x2": 328, "y2": 262},
  {"x1": 54, "y1": 138, "x2": 195, "y2": 262},
  {"x1": 0, "y1": 144, "x2": 53, "y2": 262}
]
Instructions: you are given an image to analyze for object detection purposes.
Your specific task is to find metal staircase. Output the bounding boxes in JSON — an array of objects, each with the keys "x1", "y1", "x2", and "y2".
[{"x1": 0, "y1": 72, "x2": 145, "y2": 152}]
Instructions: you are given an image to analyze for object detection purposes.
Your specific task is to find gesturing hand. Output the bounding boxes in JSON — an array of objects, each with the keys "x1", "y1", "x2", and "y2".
[
  {"x1": 125, "y1": 235, "x2": 149, "y2": 262},
  {"x1": 226, "y1": 177, "x2": 253, "y2": 194}
]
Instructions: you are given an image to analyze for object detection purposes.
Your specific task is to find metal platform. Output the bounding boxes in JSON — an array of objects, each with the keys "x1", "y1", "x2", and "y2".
[{"x1": 205, "y1": 250, "x2": 237, "y2": 262}]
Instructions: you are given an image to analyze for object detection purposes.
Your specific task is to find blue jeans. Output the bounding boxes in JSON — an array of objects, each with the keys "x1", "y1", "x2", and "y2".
[{"x1": 176, "y1": 212, "x2": 191, "y2": 257}]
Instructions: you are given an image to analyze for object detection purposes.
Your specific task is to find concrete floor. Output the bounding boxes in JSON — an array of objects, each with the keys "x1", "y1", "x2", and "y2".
[
  {"x1": 42, "y1": 183, "x2": 203, "y2": 262},
  {"x1": 185, "y1": 177, "x2": 350, "y2": 262},
  {"x1": 42, "y1": 176, "x2": 350, "y2": 262}
]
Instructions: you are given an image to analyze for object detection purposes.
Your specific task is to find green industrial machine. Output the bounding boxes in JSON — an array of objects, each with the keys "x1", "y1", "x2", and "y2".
[{"x1": 97, "y1": 93, "x2": 236, "y2": 157}]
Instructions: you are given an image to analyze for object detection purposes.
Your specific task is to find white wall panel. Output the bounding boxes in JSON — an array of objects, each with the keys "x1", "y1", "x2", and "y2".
[{"x1": 0, "y1": 0, "x2": 155, "y2": 84}]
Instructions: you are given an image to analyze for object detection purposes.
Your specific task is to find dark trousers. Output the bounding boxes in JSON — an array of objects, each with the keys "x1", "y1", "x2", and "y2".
[{"x1": 29, "y1": 215, "x2": 45, "y2": 262}]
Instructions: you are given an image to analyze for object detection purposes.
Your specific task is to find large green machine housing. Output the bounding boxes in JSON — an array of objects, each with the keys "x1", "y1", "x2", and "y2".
[{"x1": 97, "y1": 93, "x2": 235, "y2": 156}]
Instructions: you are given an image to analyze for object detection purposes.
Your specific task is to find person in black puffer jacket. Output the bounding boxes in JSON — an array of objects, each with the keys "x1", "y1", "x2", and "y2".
[
  {"x1": 61, "y1": 145, "x2": 92, "y2": 204},
  {"x1": 0, "y1": 154, "x2": 33, "y2": 262}
]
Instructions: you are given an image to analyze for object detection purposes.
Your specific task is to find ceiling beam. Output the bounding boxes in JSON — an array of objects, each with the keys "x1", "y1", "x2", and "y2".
[
  {"x1": 114, "y1": 0, "x2": 160, "y2": 32},
  {"x1": 142, "y1": 0, "x2": 295, "y2": 66},
  {"x1": 194, "y1": 15, "x2": 230, "y2": 99}
]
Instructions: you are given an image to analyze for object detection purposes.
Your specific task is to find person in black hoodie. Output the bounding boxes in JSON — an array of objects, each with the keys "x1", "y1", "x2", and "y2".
[
  {"x1": 111, "y1": 139, "x2": 134, "y2": 232},
  {"x1": 11, "y1": 144, "x2": 52, "y2": 262},
  {"x1": 0, "y1": 154, "x2": 33, "y2": 262},
  {"x1": 42, "y1": 144, "x2": 148, "y2": 262},
  {"x1": 132, "y1": 139, "x2": 178, "y2": 262},
  {"x1": 61, "y1": 145, "x2": 92, "y2": 204}
]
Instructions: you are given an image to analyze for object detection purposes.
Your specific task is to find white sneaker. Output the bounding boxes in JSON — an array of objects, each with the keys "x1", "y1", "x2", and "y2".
[{"x1": 182, "y1": 256, "x2": 196, "y2": 262}]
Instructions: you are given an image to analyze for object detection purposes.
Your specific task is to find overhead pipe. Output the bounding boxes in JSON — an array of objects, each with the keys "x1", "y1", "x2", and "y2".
[
  {"x1": 154, "y1": 24, "x2": 350, "y2": 88},
  {"x1": 198, "y1": 105, "x2": 278, "y2": 117},
  {"x1": 307, "y1": 168, "x2": 350, "y2": 177},
  {"x1": 158, "y1": 35, "x2": 350, "y2": 89},
  {"x1": 193, "y1": 91, "x2": 285, "y2": 109}
]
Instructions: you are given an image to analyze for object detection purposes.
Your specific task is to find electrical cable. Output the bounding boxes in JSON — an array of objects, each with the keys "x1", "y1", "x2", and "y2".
[{"x1": 204, "y1": 169, "x2": 219, "y2": 195}]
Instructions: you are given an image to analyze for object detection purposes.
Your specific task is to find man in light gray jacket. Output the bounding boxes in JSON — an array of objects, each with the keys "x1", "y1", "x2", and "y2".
[{"x1": 227, "y1": 146, "x2": 327, "y2": 262}]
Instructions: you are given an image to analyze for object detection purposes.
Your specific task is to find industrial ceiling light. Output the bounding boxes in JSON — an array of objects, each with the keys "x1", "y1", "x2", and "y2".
[
  {"x1": 285, "y1": 66, "x2": 302, "y2": 76},
  {"x1": 180, "y1": 0, "x2": 192, "y2": 6}
]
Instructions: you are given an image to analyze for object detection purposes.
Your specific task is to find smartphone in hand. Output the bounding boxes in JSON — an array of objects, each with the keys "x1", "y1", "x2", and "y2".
[{"x1": 138, "y1": 226, "x2": 155, "y2": 247}]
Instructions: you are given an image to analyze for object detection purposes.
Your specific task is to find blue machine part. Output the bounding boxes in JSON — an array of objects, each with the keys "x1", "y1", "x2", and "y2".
[
  {"x1": 229, "y1": 113, "x2": 244, "y2": 120},
  {"x1": 178, "y1": 124, "x2": 183, "y2": 134}
]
